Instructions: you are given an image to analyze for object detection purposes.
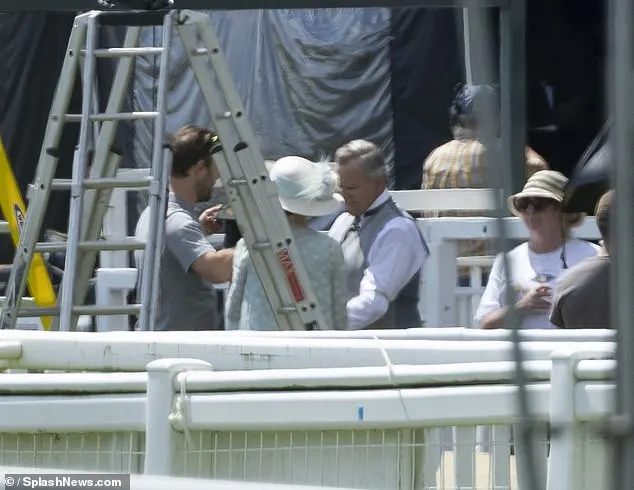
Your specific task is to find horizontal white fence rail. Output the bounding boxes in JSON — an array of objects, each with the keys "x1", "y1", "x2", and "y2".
[
  {"x1": 0, "y1": 330, "x2": 612, "y2": 489},
  {"x1": 0, "y1": 350, "x2": 614, "y2": 490},
  {"x1": 390, "y1": 189, "x2": 499, "y2": 212},
  {"x1": 147, "y1": 359, "x2": 553, "y2": 490},
  {"x1": 0, "y1": 330, "x2": 616, "y2": 372},
  {"x1": 197, "y1": 328, "x2": 617, "y2": 342}
]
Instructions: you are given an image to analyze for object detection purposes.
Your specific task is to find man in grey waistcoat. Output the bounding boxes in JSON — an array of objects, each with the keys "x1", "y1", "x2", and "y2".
[{"x1": 328, "y1": 139, "x2": 429, "y2": 329}]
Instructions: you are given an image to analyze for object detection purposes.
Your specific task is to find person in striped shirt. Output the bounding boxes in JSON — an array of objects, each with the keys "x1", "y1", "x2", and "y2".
[{"x1": 421, "y1": 83, "x2": 549, "y2": 285}]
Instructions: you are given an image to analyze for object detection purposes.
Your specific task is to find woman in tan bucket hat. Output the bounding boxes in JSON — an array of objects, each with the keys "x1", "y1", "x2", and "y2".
[{"x1": 473, "y1": 170, "x2": 601, "y2": 330}]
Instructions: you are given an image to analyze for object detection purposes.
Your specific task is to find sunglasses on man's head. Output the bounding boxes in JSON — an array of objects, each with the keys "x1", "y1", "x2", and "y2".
[
  {"x1": 514, "y1": 197, "x2": 558, "y2": 212},
  {"x1": 205, "y1": 134, "x2": 223, "y2": 156}
]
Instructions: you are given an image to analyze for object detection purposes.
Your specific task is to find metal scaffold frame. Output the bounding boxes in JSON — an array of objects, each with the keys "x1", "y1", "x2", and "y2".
[{"x1": 609, "y1": 0, "x2": 634, "y2": 487}]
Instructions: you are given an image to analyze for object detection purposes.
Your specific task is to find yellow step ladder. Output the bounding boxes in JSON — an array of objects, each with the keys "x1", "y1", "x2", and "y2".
[{"x1": 0, "y1": 137, "x2": 56, "y2": 330}]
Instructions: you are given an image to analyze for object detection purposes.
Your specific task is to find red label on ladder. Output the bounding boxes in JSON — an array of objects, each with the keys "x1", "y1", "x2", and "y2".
[{"x1": 277, "y1": 248, "x2": 306, "y2": 302}]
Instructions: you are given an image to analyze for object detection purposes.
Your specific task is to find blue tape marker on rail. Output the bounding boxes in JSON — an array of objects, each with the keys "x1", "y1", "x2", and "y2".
[{"x1": 358, "y1": 405, "x2": 364, "y2": 421}]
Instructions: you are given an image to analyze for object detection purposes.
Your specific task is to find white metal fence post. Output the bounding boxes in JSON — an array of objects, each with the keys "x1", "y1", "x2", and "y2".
[
  {"x1": 547, "y1": 348, "x2": 615, "y2": 490},
  {"x1": 144, "y1": 358, "x2": 213, "y2": 475}
]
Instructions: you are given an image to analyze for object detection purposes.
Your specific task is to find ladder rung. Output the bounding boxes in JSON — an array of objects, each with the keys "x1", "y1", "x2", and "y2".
[
  {"x1": 15, "y1": 304, "x2": 142, "y2": 318},
  {"x1": 64, "y1": 112, "x2": 159, "y2": 122},
  {"x1": 34, "y1": 239, "x2": 146, "y2": 253},
  {"x1": 252, "y1": 241, "x2": 272, "y2": 250},
  {"x1": 84, "y1": 47, "x2": 165, "y2": 58},
  {"x1": 278, "y1": 306, "x2": 298, "y2": 313},
  {"x1": 0, "y1": 220, "x2": 9, "y2": 234},
  {"x1": 227, "y1": 178, "x2": 248, "y2": 186},
  {"x1": 51, "y1": 177, "x2": 152, "y2": 190}
]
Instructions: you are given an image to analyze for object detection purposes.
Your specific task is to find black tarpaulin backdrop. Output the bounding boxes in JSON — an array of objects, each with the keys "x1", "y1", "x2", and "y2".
[
  {"x1": 0, "y1": 14, "x2": 134, "y2": 264},
  {"x1": 0, "y1": 13, "x2": 79, "y2": 264},
  {"x1": 0, "y1": 6, "x2": 604, "y2": 265},
  {"x1": 389, "y1": 8, "x2": 462, "y2": 190}
]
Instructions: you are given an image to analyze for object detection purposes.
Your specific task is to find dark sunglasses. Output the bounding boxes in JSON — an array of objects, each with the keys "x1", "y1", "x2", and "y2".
[{"x1": 514, "y1": 197, "x2": 558, "y2": 212}]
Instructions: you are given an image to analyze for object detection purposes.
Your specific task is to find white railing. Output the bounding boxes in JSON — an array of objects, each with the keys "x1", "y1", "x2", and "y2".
[
  {"x1": 3, "y1": 187, "x2": 601, "y2": 331},
  {"x1": 0, "y1": 330, "x2": 612, "y2": 489},
  {"x1": 101, "y1": 184, "x2": 501, "y2": 270},
  {"x1": 192, "y1": 327, "x2": 617, "y2": 342},
  {"x1": 92, "y1": 215, "x2": 599, "y2": 331},
  {"x1": 0, "y1": 349, "x2": 615, "y2": 490},
  {"x1": 0, "y1": 329, "x2": 616, "y2": 372},
  {"x1": 419, "y1": 216, "x2": 599, "y2": 327},
  {"x1": 547, "y1": 349, "x2": 614, "y2": 490},
  {"x1": 390, "y1": 188, "x2": 498, "y2": 212},
  {"x1": 103, "y1": 185, "x2": 600, "y2": 327},
  {"x1": 146, "y1": 358, "x2": 553, "y2": 489},
  {"x1": 455, "y1": 255, "x2": 494, "y2": 326},
  {"x1": 0, "y1": 362, "x2": 545, "y2": 489}
]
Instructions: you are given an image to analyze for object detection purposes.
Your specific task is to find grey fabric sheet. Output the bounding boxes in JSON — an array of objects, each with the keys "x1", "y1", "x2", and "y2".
[{"x1": 131, "y1": 9, "x2": 394, "y2": 219}]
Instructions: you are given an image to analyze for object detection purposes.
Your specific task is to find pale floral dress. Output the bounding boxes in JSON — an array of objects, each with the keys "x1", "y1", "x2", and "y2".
[{"x1": 225, "y1": 226, "x2": 348, "y2": 330}]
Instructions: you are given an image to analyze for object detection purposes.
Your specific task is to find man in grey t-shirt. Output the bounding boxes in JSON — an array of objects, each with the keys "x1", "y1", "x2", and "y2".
[
  {"x1": 550, "y1": 190, "x2": 613, "y2": 329},
  {"x1": 135, "y1": 125, "x2": 233, "y2": 331}
]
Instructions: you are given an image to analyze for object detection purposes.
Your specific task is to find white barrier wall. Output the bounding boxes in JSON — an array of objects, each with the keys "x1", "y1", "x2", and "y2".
[
  {"x1": 0, "y1": 350, "x2": 615, "y2": 490},
  {"x1": 203, "y1": 327, "x2": 617, "y2": 342},
  {"x1": 0, "y1": 330, "x2": 616, "y2": 372},
  {"x1": 0, "y1": 330, "x2": 613, "y2": 490}
]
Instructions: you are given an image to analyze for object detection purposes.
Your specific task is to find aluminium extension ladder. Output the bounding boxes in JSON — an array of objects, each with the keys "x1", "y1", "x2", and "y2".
[
  {"x1": 0, "y1": 8, "x2": 329, "y2": 332},
  {"x1": 0, "y1": 9, "x2": 173, "y2": 332},
  {"x1": 0, "y1": 137, "x2": 57, "y2": 330}
]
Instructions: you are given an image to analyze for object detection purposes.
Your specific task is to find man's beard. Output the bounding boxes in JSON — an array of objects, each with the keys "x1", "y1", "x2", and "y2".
[{"x1": 196, "y1": 185, "x2": 213, "y2": 203}]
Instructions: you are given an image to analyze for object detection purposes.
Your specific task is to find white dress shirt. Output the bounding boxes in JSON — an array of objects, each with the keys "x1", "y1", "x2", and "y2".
[{"x1": 329, "y1": 190, "x2": 428, "y2": 329}]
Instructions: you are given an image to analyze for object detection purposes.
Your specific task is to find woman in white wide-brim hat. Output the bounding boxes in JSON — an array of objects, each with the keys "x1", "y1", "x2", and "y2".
[
  {"x1": 224, "y1": 156, "x2": 348, "y2": 330},
  {"x1": 473, "y1": 170, "x2": 600, "y2": 330}
]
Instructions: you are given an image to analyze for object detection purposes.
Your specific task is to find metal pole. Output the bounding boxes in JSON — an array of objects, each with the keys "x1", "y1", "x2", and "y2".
[
  {"x1": 465, "y1": 1, "x2": 542, "y2": 489},
  {"x1": 499, "y1": 3, "x2": 545, "y2": 489},
  {"x1": 462, "y1": 9, "x2": 473, "y2": 84},
  {"x1": 461, "y1": 8, "x2": 494, "y2": 85},
  {"x1": 138, "y1": 11, "x2": 173, "y2": 331},
  {"x1": 609, "y1": 0, "x2": 634, "y2": 486},
  {"x1": 500, "y1": 0, "x2": 526, "y2": 195}
]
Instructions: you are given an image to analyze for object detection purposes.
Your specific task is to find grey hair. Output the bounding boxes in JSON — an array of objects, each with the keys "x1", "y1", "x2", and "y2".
[{"x1": 334, "y1": 139, "x2": 388, "y2": 182}]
